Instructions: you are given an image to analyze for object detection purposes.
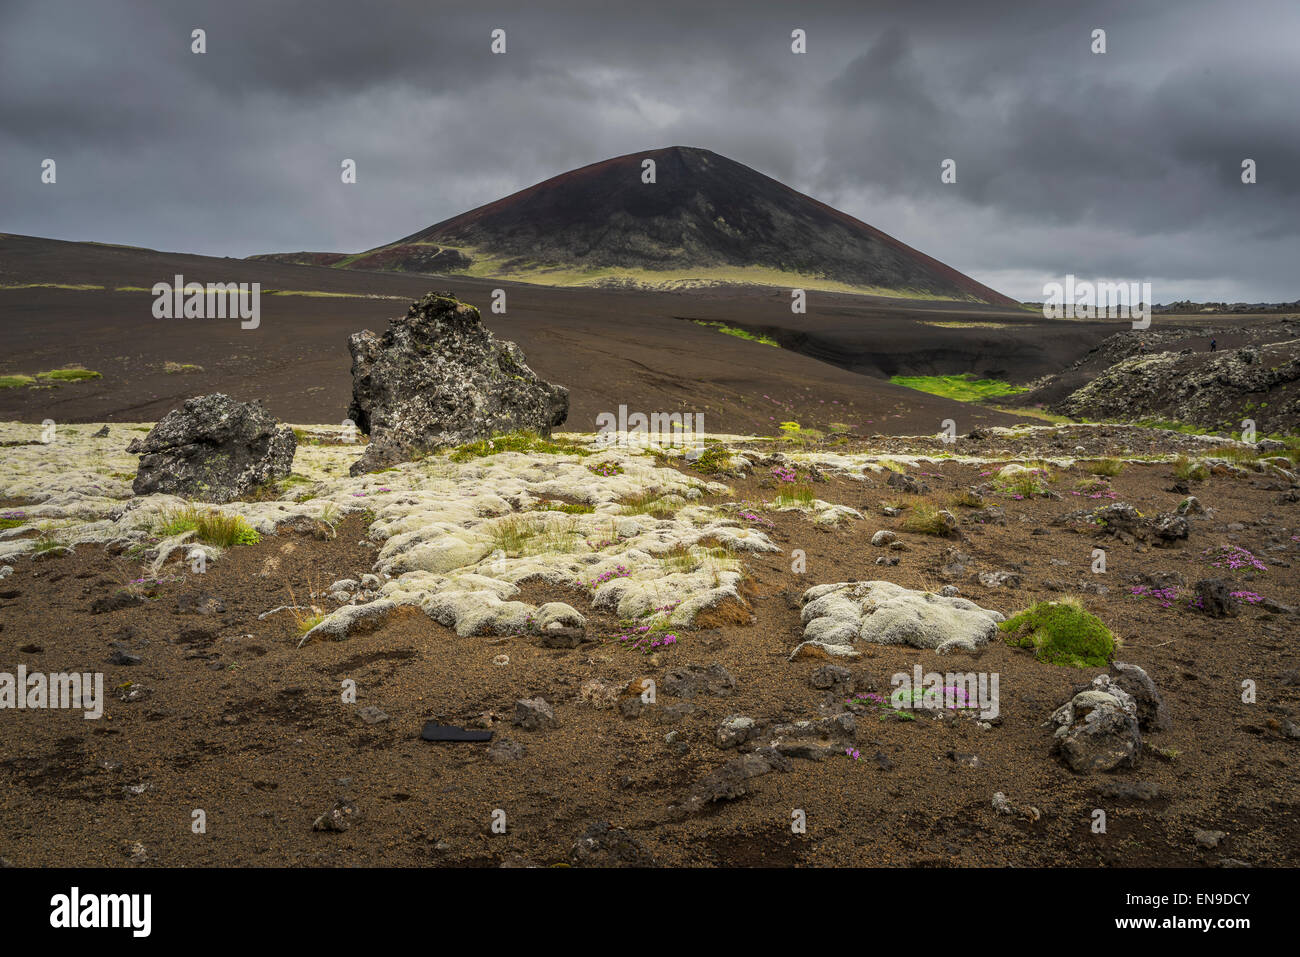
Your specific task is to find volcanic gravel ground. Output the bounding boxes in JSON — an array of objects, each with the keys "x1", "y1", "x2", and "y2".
[{"x1": 1, "y1": 448, "x2": 1297, "y2": 867}]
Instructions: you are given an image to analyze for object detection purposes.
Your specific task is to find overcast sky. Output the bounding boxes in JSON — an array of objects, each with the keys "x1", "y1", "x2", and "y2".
[{"x1": 3, "y1": 0, "x2": 1297, "y2": 302}]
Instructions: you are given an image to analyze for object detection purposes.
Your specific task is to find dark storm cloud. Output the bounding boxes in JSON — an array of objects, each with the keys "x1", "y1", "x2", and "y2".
[{"x1": 1, "y1": 0, "x2": 1297, "y2": 301}]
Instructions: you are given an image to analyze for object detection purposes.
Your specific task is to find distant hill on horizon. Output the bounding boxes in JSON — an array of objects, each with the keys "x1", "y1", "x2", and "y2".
[{"x1": 249, "y1": 146, "x2": 1017, "y2": 305}]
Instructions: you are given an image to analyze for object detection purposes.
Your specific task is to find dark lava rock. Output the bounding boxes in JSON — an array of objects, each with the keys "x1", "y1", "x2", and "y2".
[
  {"x1": 91, "y1": 592, "x2": 145, "y2": 614},
  {"x1": 886, "y1": 471, "x2": 929, "y2": 494},
  {"x1": 683, "y1": 749, "x2": 791, "y2": 812},
  {"x1": 810, "y1": 664, "x2": 853, "y2": 693},
  {"x1": 126, "y1": 393, "x2": 295, "y2": 502},
  {"x1": 1050, "y1": 675, "x2": 1142, "y2": 773},
  {"x1": 346, "y1": 292, "x2": 568, "y2": 475},
  {"x1": 1096, "y1": 779, "x2": 1160, "y2": 801},
  {"x1": 1109, "y1": 661, "x2": 1172, "y2": 732},
  {"x1": 1195, "y1": 578, "x2": 1237, "y2": 618},
  {"x1": 660, "y1": 662, "x2": 736, "y2": 699}
]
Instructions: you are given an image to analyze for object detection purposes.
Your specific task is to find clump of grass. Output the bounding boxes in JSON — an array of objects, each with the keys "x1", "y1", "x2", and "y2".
[
  {"x1": 1075, "y1": 476, "x2": 1111, "y2": 495},
  {"x1": 776, "y1": 421, "x2": 826, "y2": 445},
  {"x1": 155, "y1": 505, "x2": 259, "y2": 546},
  {"x1": 449, "y1": 430, "x2": 588, "y2": 462},
  {"x1": 658, "y1": 543, "x2": 698, "y2": 575},
  {"x1": 532, "y1": 501, "x2": 594, "y2": 514},
  {"x1": 1000, "y1": 598, "x2": 1117, "y2": 668},
  {"x1": 32, "y1": 525, "x2": 69, "y2": 557},
  {"x1": 537, "y1": 516, "x2": 580, "y2": 554},
  {"x1": 997, "y1": 469, "x2": 1051, "y2": 498},
  {"x1": 36, "y1": 367, "x2": 101, "y2": 383},
  {"x1": 773, "y1": 484, "x2": 816, "y2": 508},
  {"x1": 1205, "y1": 445, "x2": 1260, "y2": 466},
  {"x1": 1172, "y1": 454, "x2": 1209, "y2": 482},
  {"x1": 487, "y1": 514, "x2": 538, "y2": 556},
  {"x1": 0, "y1": 374, "x2": 36, "y2": 389},
  {"x1": 688, "y1": 446, "x2": 732, "y2": 474},
  {"x1": 948, "y1": 489, "x2": 983, "y2": 509},
  {"x1": 901, "y1": 503, "x2": 957, "y2": 536},
  {"x1": 1082, "y1": 458, "x2": 1124, "y2": 477},
  {"x1": 284, "y1": 580, "x2": 326, "y2": 636},
  {"x1": 620, "y1": 489, "x2": 678, "y2": 517}
]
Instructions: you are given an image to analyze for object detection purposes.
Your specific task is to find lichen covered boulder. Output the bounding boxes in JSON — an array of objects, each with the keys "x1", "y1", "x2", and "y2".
[
  {"x1": 792, "y1": 580, "x2": 1004, "y2": 657},
  {"x1": 347, "y1": 292, "x2": 568, "y2": 474},
  {"x1": 126, "y1": 393, "x2": 296, "y2": 503},
  {"x1": 1048, "y1": 674, "x2": 1142, "y2": 772}
]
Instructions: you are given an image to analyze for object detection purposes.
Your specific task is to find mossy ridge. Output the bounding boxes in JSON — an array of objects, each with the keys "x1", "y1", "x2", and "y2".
[{"x1": 999, "y1": 599, "x2": 1117, "y2": 667}]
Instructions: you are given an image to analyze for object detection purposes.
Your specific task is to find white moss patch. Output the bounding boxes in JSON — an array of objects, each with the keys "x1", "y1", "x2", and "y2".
[{"x1": 0, "y1": 422, "x2": 778, "y2": 640}]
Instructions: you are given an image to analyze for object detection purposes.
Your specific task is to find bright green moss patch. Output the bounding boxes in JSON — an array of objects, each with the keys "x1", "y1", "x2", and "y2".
[
  {"x1": 448, "y1": 430, "x2": 590, "y2": 462},
  {"x1": 1000, "y1": 599, "x2": 1116, "y2": 667},
  {"x1": 889, "y1": 373, "x2": 1028, "y2": 403},
  {"x1": 0, "y1": 375, "x2": 36, "y2": 389},
  {"x1": 36, "y1": 368, "x2": 102, "y2": 383}
]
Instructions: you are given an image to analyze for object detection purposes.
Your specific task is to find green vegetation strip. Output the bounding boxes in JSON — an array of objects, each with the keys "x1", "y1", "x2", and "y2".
[
  {"x1": 889, "y1": 373, "x2": 1028, "y2": 402},
  {"x1": 691, "y1": 320, "x2": 779, "y2": 347}
]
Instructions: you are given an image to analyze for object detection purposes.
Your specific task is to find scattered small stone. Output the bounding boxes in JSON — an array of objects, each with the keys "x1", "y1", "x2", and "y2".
[
  {"x1": 660, "y1": 662, "x2": 735, "y2": 699},
  {"x1": 357, "y1": 705, "x2": 390, "y2": 725},
  {"x1": 1194, "y1": 829, "x2": 1228, "y2": 850},
  {"x1": 769, "y1": 713, "x2": 856, "y2": 760},
  {"x1": 486, "y1": 738, "x2": 525, "y2": 763},
  {"x1": 570, "y1": 821, "x2": 654, "y2": 867},
  {"x1": 716, "y1": 715, "x2": 759, "y2": 749},
  {"x1": 513, "y1": 697, "x2": 557, "y2": 730},
  {"x1": 313, "y1": 800, "x2": 360, "y2": 833},
  {"x1": 1097, "y1": 779, "x2": 1160, "y2": 801},
  {"x1": 809, "y1": 664, "x2": 853, "y2": 692},
  {"x1": 978, "y1": 570, "x2": 1020, "y2": 588},
  {"x1": 992, "y1": 792, "x2": 1014, "y2": 815},
  {"x1": 871, "y1": 530, "x2": 897, "y2": 547}
]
